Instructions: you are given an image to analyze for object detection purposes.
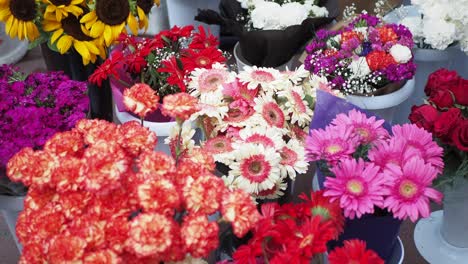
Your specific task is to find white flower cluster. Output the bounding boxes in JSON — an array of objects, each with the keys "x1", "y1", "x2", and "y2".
[
  {"x1": 238, "y1": 0, "x2": 328, "y2": 30},
  {"x1": 399, "y1": 0, "x2": 468, "y2": 52}
]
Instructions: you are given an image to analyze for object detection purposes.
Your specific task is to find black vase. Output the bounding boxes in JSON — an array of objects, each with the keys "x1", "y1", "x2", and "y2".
[{"x1": 40, "y1": 44, "x2": 113, "y2": 121}]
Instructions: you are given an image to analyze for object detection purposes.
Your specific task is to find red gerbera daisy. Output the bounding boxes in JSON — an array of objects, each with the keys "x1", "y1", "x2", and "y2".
[
  {"x1": 158, "y1": 56, "x2": 186, "y2": 92},
  {"x1": 181, "y1": 47, "x2": 226, "y2": 73},
  {"x1": 89, "y1": 51, "x2": 124, "y2": 86},
  {"x1": 189, "y1": 25, "x2": 219, "y2": 49},
  {"x1": 328, "y1": 239, "x2": 384, "y2": 264}
]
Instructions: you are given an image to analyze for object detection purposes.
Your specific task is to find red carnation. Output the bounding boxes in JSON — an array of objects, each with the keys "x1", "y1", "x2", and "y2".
[
  {"x1": 452, "y1": 119, "x2": 468, "y2": 151},
  {"x1": 433, "y1": 108, "x2": 462, "y2": 143},
  {"x1": 366, "y1": 51, "x2": 396, "y2": 71},
  {"x1": 377, "y1": 26, "x2": 398, "y2": 43},
  {"x1": 408, "y1": 104, "x2": 439, "y2": 132},
  {"x1": 328, "y1": 239, "x2": 384, "y2": 264}
]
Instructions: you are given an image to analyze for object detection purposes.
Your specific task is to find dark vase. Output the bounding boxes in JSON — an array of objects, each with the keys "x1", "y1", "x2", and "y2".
[
  {"x1": 316, "y1": 169, "x2": 402, "y2": 262},
  {"x1": 40, "y1": 44, "x2": 113, "y2": 121}
]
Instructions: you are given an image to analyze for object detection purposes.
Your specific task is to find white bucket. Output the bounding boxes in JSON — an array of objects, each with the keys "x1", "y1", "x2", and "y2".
[
  {"x1": 346, "y1": 78, "x2": 415, "y2": 124},
  {"x1": 233, "y1": 42, "x2": 297, "y2": 72},
  {"x1": 166, "y1": 0, "x2": 220, "y2": 38},
  {"x1": 139, "y1": 1, "x2": 170, "y2": 36},
  {"x1": 0, "y1": 24, "x2": 28, "y2": 65}
]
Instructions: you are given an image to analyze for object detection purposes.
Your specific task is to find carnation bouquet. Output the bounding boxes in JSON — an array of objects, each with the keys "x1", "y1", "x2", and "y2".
[
  {"x1": 90, "y1": 25, "x2": 226, "y2": 98},
  {"x1": 189, "y1": 65, "x2": 317, "y2": 200},
  {"x1": 0, "y1": 0, "x2": 161, "y2": 64},
  {"x1": 409, "y1": 69, "x2": 468, "y2": 186},
  {"x1": 0, "y1": 65, "x2": 88, "y2": 195},
  {"x1": 304, "y1": 13, "x2": 416, "y2": 95},
  {"x1": 307, "y1": 90, "x2": 443, "y2": 260},
  {"x1": 392, "y1": 0, "x2": 468, "y2": 53},
  {"x1": 195, "y1": 0, "x2": 334, "y2": 67},
  {"x1": 7, "y1": 108, "x2": 260, "y2": 263}
]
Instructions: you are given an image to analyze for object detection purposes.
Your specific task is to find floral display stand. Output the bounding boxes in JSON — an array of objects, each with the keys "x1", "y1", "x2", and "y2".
[{"x1": 0, "y1": 24, "x2": 28, "y2": 65}]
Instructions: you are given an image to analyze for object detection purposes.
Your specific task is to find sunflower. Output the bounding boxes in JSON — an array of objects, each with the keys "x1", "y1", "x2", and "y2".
[
  {"x1": 0, "y1": 0, "x2": 40, "y2": 40},
  {"x1": 43, "y1": 14, "x2": 101, "y2": 65},
  {"x1": 43, "y1": 0, "x2": 85, "y2": 21},
  {"x1": 80, "y1": 0, "x2": 136, "y2": 46}
]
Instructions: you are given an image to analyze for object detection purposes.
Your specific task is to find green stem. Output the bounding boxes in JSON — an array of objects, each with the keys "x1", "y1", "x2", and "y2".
[
  {"x1": 175, "y1": 120, "x2": 184, "y2": 166},
  {"x1": 140, "y1": 117, "x2": 144, "y2": 126}
]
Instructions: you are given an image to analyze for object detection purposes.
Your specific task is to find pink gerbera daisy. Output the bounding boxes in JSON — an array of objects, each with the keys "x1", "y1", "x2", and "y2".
[
  {"x1": 222, "y1": 78, "x2": 259, "y2": 105},
  {"x1": 254, "y1": 96, "x2": 286, "y2": 129},
  {"x1": 382, "y1": 157, "x2": 443, "y2": 222},
  {"x1": 368, "y1": 138, "x2": 407, "y2": 171},
  {"x1": 391, "y1": 124, "x2": 444, "y2": 173},
  {"x1": 332, "y1": 109, "x2": 389, "y2": 144},
  {"x1": 306, "y1": 125, "x2": 358, "y2": 164},
  {"x1": 203, "y1": 136, "x2": 233, "y2": 155},
  {"x1": 324, "y1": 159, "x2": 387, "y2": 219},
  {"x1": 238, "y1": 66, "x2": 280, "y2": 90},
  {"x1": 189, "y1": 63, "x2": 232, "y2": 97}
]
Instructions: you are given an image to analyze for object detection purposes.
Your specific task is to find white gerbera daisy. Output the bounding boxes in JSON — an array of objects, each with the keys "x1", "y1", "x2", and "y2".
[
  {"x1": 238, "y1": 66, "x2": 281, "y2": 91},
  {"x1": 203, "y1": 135, "x2": 236, "y2": 165},
  {"x1": 254, "y1": 177, "x2": 288, "y2": 200},
  {"x1": 229, "y1": 143, "x2": 281, "y2": 194},
  {"x1": 253, "y1": 95, "x2": 287, "y2": 129},
  {"x1": 189, "y1": 63, "x2": 234, "y2": 97},
  {"x1": 190, "y1": 91, "x2": 229, "y2": 123},
  {"x1": 277, "y1": 86, "x2": 314, "y2": 127},
  {"x1": 164, "y1": 122, "x2": 196, "y2": 151},
  {"x1": 279, "y1": 138, "x2": 308, "y2": 180},
  {"x1": 280, "y1": 65, "x2": 310, "y2": 85},
  {"x1": 236, "y1": 125, "x2": 286, "y2": 150}
]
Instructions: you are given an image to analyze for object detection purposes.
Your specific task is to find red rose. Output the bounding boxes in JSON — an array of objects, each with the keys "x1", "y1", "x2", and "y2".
[
  {"x1": 452, "y1": 119, "x2": 468, "y2": 151},
  {"x1": 409, "y1": 104, "x2": 439, "y2": 132},
  {"x1": 425, "y1": 69, "x2": 460, "y2": 96},
  {"x1": 449, "y1": 79, "x2": 468, "y2": 106},
  {"x1": 433, "y1": 108, "x2": 461, "y2": 143},
  {"x1": 430, "y1": 89, "x2": 455, "y2": 108}
]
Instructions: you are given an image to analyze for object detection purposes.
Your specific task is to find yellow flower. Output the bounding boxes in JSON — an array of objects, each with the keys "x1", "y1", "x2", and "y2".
[
  {"x1": 43, "y1": 15, "x2": 102, "y2": 65},
  {"x1": 0, "y1": 0, "x2": 40, "y2": 41},
  {"x1": 80, "y1": 0, "x2": 132, "y2": 47},
  {"x1": 43, "y1": 0, "x2": 85, "y2": 22}
]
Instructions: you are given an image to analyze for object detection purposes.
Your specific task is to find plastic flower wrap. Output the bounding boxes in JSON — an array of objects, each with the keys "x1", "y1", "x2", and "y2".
[
  {"x1": 304, "y1": 13, "x2": 416, "y2": 95},
  {"x1": 0, "y1": 0, "x2": 161, "y2": 65},
  {"x1": 229, "y1": 190, "x2": 344, "y2": 263},
  {"x1": 89, "y1": 25, "x2": 226, "y2": 97},
  {"x1": 409, "y1": 69, "x2": 468, "y2": 187},
  {"x1": 0, "y1": 65, "x2": 88, "y2": 195},
  {"x1": 307, "y1": 90, "x2": 444, "y2": 222},
  {"x1": 195, "y1": 0, "x2": 334, "y2": 67},
  {"x1": 188, "y1": 64, "x2": 316, "y2": 200},
  {"x1": 7, "y1": 117, "x2": 260, "y2": 263}
]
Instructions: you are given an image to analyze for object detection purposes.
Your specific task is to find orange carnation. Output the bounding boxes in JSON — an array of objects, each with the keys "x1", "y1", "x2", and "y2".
[{"x1": 123, "y1": 83, "x2": 160, "y2": 119}]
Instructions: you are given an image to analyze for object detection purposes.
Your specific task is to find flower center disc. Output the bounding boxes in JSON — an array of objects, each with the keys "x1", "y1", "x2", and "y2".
[
  {"x1": 346, "y1": 180, "x2": 364, "y2": 195},
  {"x1": 241, "y1": 155, "x2": 271, "y2": 183},
  {"x1": 356, "y1": 127, "x2": 370, "y2": 140},
  {"x1": 249, "y1": 161, "x2": 262, "y2": 174},
  {"x1": 96, "y1": 0, "x2": 129, "y2": 26},
  {"x1": 9, "y1": 0, "x2": 36, "y2": 21},
  {"x1": 61, "y1": 16, "x2": 93, "y2": 41},
  {"x1": 299, "y1": 234, "x2": 314, "y2": 248},
  {"x1": 196, "y1": 56, "x2": 210, "y2": 66},
  {"x1": 50, "y1": 0, "x2": 72, "y2": 5},
  {"x1": 326, "y1": 144, "x2": 342, "y2": 155},
  {"x1": 399, "y1": 180, "x2": 418, "y2": 199}
]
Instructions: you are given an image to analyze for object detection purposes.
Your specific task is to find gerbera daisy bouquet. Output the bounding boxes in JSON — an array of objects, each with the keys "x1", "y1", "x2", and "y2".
[
  {"x1": 409, "y1": 69, "x2": 468, "y2": 187},
  {"x1": 188, "y1": 65, "x2": 317, "y2": 200},
  {"x1": 89, "y1": 25, "x2": 226, "y2": 98},
  {"x1": 0, "y1": 65, "x2": 88, "y2": 196},
  {"x1": 6, "y1": 108, "x2": 260, "y2": 263},
  {"x1": 304, "y1": 12, "x2": 416, "y2": 95},
  {"x1": 0, "y1": 0, "x2": 160, "y2": 65}
]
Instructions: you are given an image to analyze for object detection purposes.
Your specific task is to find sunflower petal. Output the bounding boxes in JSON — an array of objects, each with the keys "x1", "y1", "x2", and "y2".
[
  {"x1": 57, "y1": 35, "x2": 73, "y2": 54},
  {"x1": 74, "y1": 41, "x2": 91, "y2": 62},
  {"x1": 84, "y1": 41, "x2": 100, "y2": 55},
  {"x1": 127, "y1": 14, "x2": 138, "y2": 35},
  {"x1": 51, "y1": 28, "x2": 64, "y2": 43},
  {"x1": 9, "y1": 17, "x2": 18, "y2": 39}
]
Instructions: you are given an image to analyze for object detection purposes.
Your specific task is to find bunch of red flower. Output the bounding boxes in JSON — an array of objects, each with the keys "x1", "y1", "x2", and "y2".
[
  {"x1": 409, "y1": 69, "x2": 468, "y2": 151},
  {"x1": 7, "y1": 119, "x2": 259, "y2": 263},
  {"x1": 89, "y1": 25, "x2": 225, "y2": 96},
  {"x1": 232, "y1": 191, "x2": 345, "y2": 263}
]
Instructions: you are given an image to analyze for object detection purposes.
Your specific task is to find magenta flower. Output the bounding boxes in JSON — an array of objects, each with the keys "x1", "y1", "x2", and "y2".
[
  {"x1": 306, "y1": 125, "x2": 358, "y2": 164},
  {"x1": 331, "y1": 109, "x2": 389, "y2": 145},
  {"x1": 368, "y1": 138, "x2": 408, "y2": 171},
  {"x1": 324, "y1": 159, "x2": 387, "y2": 219},
  {"x1": 391, "y1": 124, "x2": 444, "y2": 173},
  {"x1": 382, "y1": 158, "x2": 443, "y2": 222}
]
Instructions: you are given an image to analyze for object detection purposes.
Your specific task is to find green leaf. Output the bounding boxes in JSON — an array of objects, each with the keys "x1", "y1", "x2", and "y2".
[
  {"x1": 304, "y1": 94, "x2": 315, "y2": 111},
  {"x1": 47, "y1": 39, "x2": 60, "y2": 53},
  {"x1": 176, "y1": 57, "x2": 184, "y2": 71},
  {"x1": 28, "y1": 34, "x2": 47, "y2": 49},
  {"x1": 161, "y1": 35, "x2": 172, "y2": 45}
]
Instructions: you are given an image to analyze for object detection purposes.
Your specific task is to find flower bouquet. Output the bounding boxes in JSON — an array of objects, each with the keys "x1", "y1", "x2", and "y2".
[
  {"x1": 0, "y1": 0, "x2": 160, "y2": 65},
  {"x1": 195, "y1": 0, "x2": 334, "y2": 69},
  {"x1": 409, "y1": 69, "x2": 468, "y2": 248},
  {"x1": 0, "y1": 65, "x2": 89, "y2": 196},
  {"x1": 307, "y1": 89, "x2": 443, "y2": 261},
  {"x1": 6, "y1": 109, "x2": 260, "y2": 263},
  {"x1": 189, "y1": 65, "x2": 316, "y2": 200},
  {"x1": 304, "y1": 13, "x2": 416, "y2": 122}
]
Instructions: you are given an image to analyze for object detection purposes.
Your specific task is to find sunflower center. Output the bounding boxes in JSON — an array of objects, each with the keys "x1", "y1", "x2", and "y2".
[
  {"x1": 61, "y1": 16, "x2": 93, "y2": 41},
  {"x1": 9, "y1": 0, "x2": 36, "y2": 21},
  {"x1": 137, "y1": 0, "x2": 154, "y2": 14},
  {"x1": 50, "y1": 0, "x2": 72, "y2": 5},
  {"x1": 96, "y1": 0, "x2": 130, "y2": 26},
  {"x1": 346, "y1": 180, "x2": 364, "y2": 195},
  {"x1": 325, "y1": 144, "x2": 342, "y2": 155},
  {"x1": 399, "y1": 180, "x2": 418, "y2": 199}
]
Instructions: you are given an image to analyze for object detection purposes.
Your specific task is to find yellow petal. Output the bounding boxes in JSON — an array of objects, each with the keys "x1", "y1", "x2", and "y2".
[
  {"x1": 57, "y1": 35, "x2": 73, "y2": 54},
  {"x1": 90, "y1": 21, "x2": 104, "y2": 38},
  {"x1": 74, "y1": 41, "x2": 91, "y2": 61},
  {"x1": 127, "y1": 14, "x2": 138, "y2": 35},
  {"x1": 80, "y1": 11, "x2": 96, "y2": 24},
  {"x1": 84, "y1": 41, "x2": 100, "y2": 55},
  {"x1": 17, "y1": 21, "x2": 23, "y2": 40},
  {"x1": 0, "y1": 8, "x2": 11, "y2": 21},
  {"x1": 29, "y1": 24, "x2": 39, "y2": 40},
  {"x1": 51, "y1": 28, "x2": 64, "y2": 43},
  {"x1": 68, "y1": 5, "x2": 83, "y2": 16},
  {"x1": 9, "y1": 17, "x2": 18, "y2": 39}
]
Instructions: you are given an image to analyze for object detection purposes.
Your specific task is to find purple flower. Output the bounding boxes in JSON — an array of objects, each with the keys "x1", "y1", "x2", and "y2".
[
  {"x1": 360, "y1": 42, "x2": 373, "y2": 56},
  {"x1": 306, "y1": 40, "x2": 326, "y2": 53},
  {"x1": 350, "y1": 13, "x2": 381, "y2": 28},
  {"x1": 382, "y1": 61, "x2": 416, "y2": 82},
  {"x1": 316, "y1": 29, "x2": 333, "y2": 40}
]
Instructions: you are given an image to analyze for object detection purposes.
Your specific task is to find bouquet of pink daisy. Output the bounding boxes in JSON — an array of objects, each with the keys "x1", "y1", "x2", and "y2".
[
  {"x1": 188, "y1": 65, "x2": 317, "y2": 200},
  {"x1": 306, "y1": 89, "x2": 444, "y2": 260}
]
